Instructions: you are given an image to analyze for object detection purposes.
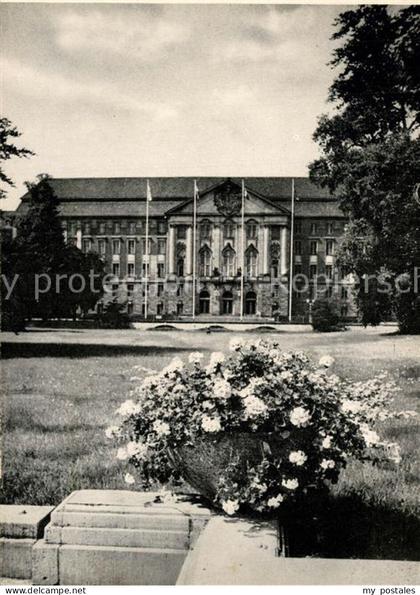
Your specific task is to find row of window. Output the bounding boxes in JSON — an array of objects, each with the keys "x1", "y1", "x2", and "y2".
[
  {"x1": 81, "y1": 238, "x2": 166, "y2": 255},
  {"x1": 294, "y1": 221, "x2": 338, "y2": 236},
  {"x1": 67, "y1": 220, "x2": 167, "y2": 236},
  {"x1": 111, "y1": 262, "x2": 166, "y2": 278},
  {"x1": 295, "y1": 239, "x2": 335, "y2": 256}
]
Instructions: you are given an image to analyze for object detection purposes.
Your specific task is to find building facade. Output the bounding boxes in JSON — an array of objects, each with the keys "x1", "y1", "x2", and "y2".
[{"x1": 9, "y1": 177, "x2": 356, "y2": 321}]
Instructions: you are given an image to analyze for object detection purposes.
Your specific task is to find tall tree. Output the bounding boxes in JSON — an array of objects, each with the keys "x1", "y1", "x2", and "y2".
[
  {"x1": 310, "y1": 6, "x2": 420, "y2": 333},
  {"x1": 0, "y1": 117, "x2": 34, "y2": 199}
]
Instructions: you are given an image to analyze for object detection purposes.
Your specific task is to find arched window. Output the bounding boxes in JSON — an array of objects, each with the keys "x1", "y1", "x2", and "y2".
[
  {"x1": 246, "y1": 246, "x2": 258, "y2": 277},
  {"x1": 200, "y1": 220, "x2": 211, "y2": 240},
  {"x1": 199, "y1": 247, "x2": 212, "y2": 277},
  {"x1": 246, "y1": 220, "x2": 258, "y2": 240},
  {"x1": 224, "y1": 220, "x2": 235, "y2": 239},
  {"x1": 271, "y1": 258, "x2": 279, "y2": 278},
  {"x1": 177, "y1": 301, "x2": 184, "y2": 316},
  {"x1": 177, "y1": 258, "x2": 184, "y2": 277},
  {"x1": 245, "y1": 291, "x2": 257, "y2": 315},
  {"x1": 222, "y1": 245, "x2": 236, "y2": 277},
  {"x1": 221, "y1": 291, "x2": 233, "y2": 315},
  {"x1": 199, "y1": 290, "x2": 210, "y2": 314}
]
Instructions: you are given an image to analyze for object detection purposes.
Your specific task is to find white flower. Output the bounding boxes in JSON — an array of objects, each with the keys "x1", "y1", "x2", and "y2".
[
  {"x1": 162, "y1": 357, "x2": 184, "y2": 376},
  {"x1": 105, "y1": 425, "x2": 119, "y2": 439},
  {"x1": 116, "y1": 447, "x2": 128, "y2": 460},
  {"x1": 319, "y1": 355, "x2": 335, "y2": 368},
  {"x1": 243, "y1": 395, "x2": 268, "y2": 419},
  {"x1": 152, "y1": 420, "x2": 171, "y2": 436},
  {"x1": 201, "y1": 415, "x2": 222, "y2": 433},
  {"x1": 126, "y1": 441, "x2": 148, "y2": 459},
  {"x1": 289, "y1": 450, "x2": 307, "y2": 466},
  {"x1": 213, "y1": 378, "x2": 232, "y2": 400},
  {"x1": 222, "y1": 499, "x2": 240, "y2": 515},
  {"x1": 320, "y1": 459, "x2": 335, "y2": 470},
  {"x1": 267, "y1": 494, "x2": 284, "y2": 508},
  {"x1": 229, "y1": 337, "x2": 246, "y2": 351},
  {"x1": 116, "y1": 399, "x2": 140, "y2": 417},
  {"x1": 321, "y1": 436, "x2": 333, "y2": 449},
  {"x1": 360, "y1": 424, "x2": 380, "y2": 447},
  {"x1": 280, "y1": 370, "x2": 293, "y2": 381},
  {"x1": 124, "y1": 473, "x2": 135, "y2": 485},
  {"x1": 341, "y1": 399, "x2": 363, "y2": 414},
  {"x1": 157, "y1": 487, "x2": 178, "y2": 504},
  {"x1": 250, "y1": 479, "x2": 268, "y2": 493},
  {"x1": 189, "y1": 352, "x2": 203, "y2": 364},
  {"x1": 289, "y1": 406, "x2": 311, "y2": 427},
  {"x1": 282, "y1": 478, "x2": 299, "y2": 490},
  {"x1": 207, "y1": 352, "x2": 225, "y2": 370},
  {"x1": 385, "y1": 442, "x2": 401, "y2": 464}
]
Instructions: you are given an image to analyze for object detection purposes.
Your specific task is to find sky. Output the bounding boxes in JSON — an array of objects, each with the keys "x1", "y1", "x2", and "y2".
[{"x1": 1, "y1": 3, "x2": 351, "y2": 210}]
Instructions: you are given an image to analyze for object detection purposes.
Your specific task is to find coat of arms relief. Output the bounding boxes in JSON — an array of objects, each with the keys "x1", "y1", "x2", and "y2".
[{"x1": 214, "y1": 182, "x2": 242, "y2": 217}]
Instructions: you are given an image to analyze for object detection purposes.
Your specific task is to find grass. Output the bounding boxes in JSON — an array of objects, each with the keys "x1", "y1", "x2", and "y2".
[{"x1": 1, "y1": 326, "x2": 419, "y2": 526}]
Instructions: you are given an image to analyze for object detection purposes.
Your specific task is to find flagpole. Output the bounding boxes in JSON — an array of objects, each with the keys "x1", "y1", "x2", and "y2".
[
  {"x1": 288, "y1": 178, "x2": 295, "y2": 323},
  {"x1": 192, "y1": 181, "x2": 197, "y2": 320},
  {"x1": 240, "y1": 180, "x2": 245, "y2": 320},
  {"x1": 144, "y1": 180, "x2": 150, "y2": 320}
]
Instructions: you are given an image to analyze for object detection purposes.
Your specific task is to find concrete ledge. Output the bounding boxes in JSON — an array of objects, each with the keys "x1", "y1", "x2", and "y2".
[
  {"x1": 177, "y1": 516, "x2": 420, "y2": 585},
  {"x1": 0, "y1": 538, "x2": 36, "y2": 579}
]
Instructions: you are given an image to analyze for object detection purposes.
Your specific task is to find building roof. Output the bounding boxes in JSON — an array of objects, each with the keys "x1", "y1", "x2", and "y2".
[{"x1": 15, "y1": 176, "x2": 345, "y2": 219}]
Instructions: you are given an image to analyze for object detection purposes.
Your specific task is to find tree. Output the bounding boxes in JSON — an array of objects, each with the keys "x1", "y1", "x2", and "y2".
[
  {"x1": 0, "y1": 117, "x2": 34, "y2": 199},
  {"x1": 311, "y1": 297, "x2": 342, "y2": 332},
  {"x1": 309, "y1": 6, "x2": 420, "y2": 333},
  {"x1": 2, "y1": 175, "x2": 106, "y2": 327}
]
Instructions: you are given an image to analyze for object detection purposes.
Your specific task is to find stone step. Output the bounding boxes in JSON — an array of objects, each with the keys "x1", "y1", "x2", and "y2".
[
  {"x1": 45, "y1": 525, "x2": 190, "y2": 550},
  {"x1": 51, "y1": 510, "x2": 190, "y2": 532},
  {"x1": 33, "y1": 541, "x2": 187, "y2": 585}
]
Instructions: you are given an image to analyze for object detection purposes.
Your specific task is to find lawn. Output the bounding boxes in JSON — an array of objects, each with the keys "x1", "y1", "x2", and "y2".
[{"x1": 1, "y1": 326, "x2": 419, "y2": 549}]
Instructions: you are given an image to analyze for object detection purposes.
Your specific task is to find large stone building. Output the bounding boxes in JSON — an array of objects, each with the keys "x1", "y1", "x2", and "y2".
[{"x1": 6, "y1": 176, "x2": 356, "y2": 321}]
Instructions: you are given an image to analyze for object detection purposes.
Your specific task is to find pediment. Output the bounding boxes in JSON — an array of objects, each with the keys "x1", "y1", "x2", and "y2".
[{"x1": 165, "y1": 179, "x2": 290, "y2": 218}]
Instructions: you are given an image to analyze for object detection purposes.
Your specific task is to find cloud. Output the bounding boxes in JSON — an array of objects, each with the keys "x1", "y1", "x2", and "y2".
[
  {"x1": 2, "y1": 57, "x2": 179, "y2": 121},
  {"x1": 54, "y1": 9, "x2": 190, "y2": 61},
  {"x1": 212, "y1": 85, "x2": 256, "y2": 108}
]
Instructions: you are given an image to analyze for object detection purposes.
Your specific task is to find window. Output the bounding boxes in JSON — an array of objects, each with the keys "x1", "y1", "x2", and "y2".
[
  {"x1": 295, "y1": 240, "x2": 302, "y2": 255},
  {"x1": 271, "y1": 259, "x2": 279, "y2": 278},
  {"x1": 157, "y1": 302, "x2": 164, "y2": 315},
  {"x1": 271, "y1": 226, "x2": 281, "y2": 240},
  {"x1": 157, "y1": 239, "x2": 166, "y2": 255},
  {"x1": 157, "y1": 263, "x2": 165, "y2": 278},
  {"x1": 70, "y1": 222, "x2": 77, "y2": 236},
  {"x1": 157, "y1": 220, "x2": 166, "y2": 235},
  {"x1": 200, "y1": 248, "x2": 212, "y2": 277},
  {"x1": 177, "y1": 225, "x2": 187, "y2": 240},
  {"x1": 200, "y1": 221, "x2": 211, "y2": 239},
  {"x1": 224, "y1": 221, "x2": 235, "y2": 239},
  {"x1": 82, "y1": 239, "x2": 91, "y2": 253},
  {"x1": 141, "y1": 263, "x2": 149, "y2": 277},
  {"x1": 309, "y1": 265, "x2": 317, "y2": 279},
  {"x1": 177, "y1": 258, "x2": 184, "y2": 277},
  {"x1": 83, "y1": 222, "x2": 90, "y2": 235},
  {"x1": 326, "y1": 265, "x2": 333, "y2": 280},
  {"x1": 112, "y1": 239, "x2": 121, "y2": 255},
  {"x1": 222, "y1": 246, "x2": 236, "y2": 277},
  {"x1": 327, "y1": 286, "x2": 333, "y2": 298},
  {"x1": 98, "y1": 239, "x2": 106, "y2": 255},
  {"x1": 246, "y1": 221, "x2": 257, "y2": 239},
  {"x1": 112, "y1": 263, "x2": 120, "y2": 277},
  {"x1": 341, "y1": 286, "x2": 348, "y2": 300},
  {"x1": 245, "y1": 291, "x2": 257, "y2": 315},
  {"x1": 294, "y1": 264, "x2": 302, "y2": 275},
  {"x1": 326, "y1": 239, "x2": 334, "y2": 256},
  {"x1": 127, "y1": 263, "x2": 135, "y2": 277},
  {"x1": 157, "y1": 283, "x2": 164, "y2": 297},
  {"x1": 177, "y1": 284, "x2": 184, "y2": 297},
  {"x1": 98, "y1": 222, "x2": 106, "y2": 235},
  {"x1": 295, "y1": 221, "x2": 302, "y2": 234},
  {"x1": 310, "y1": 240, "x2": 318, "y2": 255},
  {"x1": 327, "y1": 222, "x2": 334, "y2": 235},
  {"x1": 177, "y1": 301, "x2": 184, "y2": 315},
  {"x1": 221, "y1": 291, "x2": 233, "y2": 315},
  {"x1": 141, "y1": 238, "x2": 152, "y2": 254},
  {"x1": 341, "y1": 305, "x2": 348, "y2": 317},
  {"x1": 310, "y1": 222, "x2": 318, "y2": 235},
  {"x1": 128, "y1": 221, "x2": 136, "y2": 235},
  {"x1": 114, "y1": 222, "x2": 121, "y2": 234},
  {"x1": 127, "y1": 302, "x2": 134, "y2": 316},
  {"x1": 246, "y1": 247, "x2": 258, "y2": 277},
  {"x1": 127, "y1": 284, "x2": 134, "y2": 297},
  {"x1": 199, "y1": 290, "x2": 210, "y2": 314},
  {"x1": 127, "y1": 239, "x2": 136, "y2": 255}
]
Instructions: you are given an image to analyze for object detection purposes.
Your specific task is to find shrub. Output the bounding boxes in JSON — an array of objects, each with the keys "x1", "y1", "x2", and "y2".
[
  {"x1": 108, "y1": 339, "x2": 410, "y2": 516},
  {"x1": 311, "y1": 298, "x2": 342, "y2": 332},
  {"x1": 97, "y1": 302, "x2": 130, "y2": 329}
]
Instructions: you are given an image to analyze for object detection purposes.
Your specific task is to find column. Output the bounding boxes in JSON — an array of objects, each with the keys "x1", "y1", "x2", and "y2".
[
  {"x1": 168, "y1": 226, "x2": 176, "y2": 274},
  {"x1": 257, "y1": 226, "x2": 264, "y2": 274},
  {"x1": 280, "y1": 226, "x2": 288, "y2": 275},
  {"x1": 263, "y1": 226, "x2": 270, "y2": 275},
  {"x1": 213, "y1": 225, "x2": 221, "y2": 272},
  {"x1": 185, "y1": 226, "x2": 193, "y2": 276},
  {"x1": 76, "y1": 229, "x2": 82, "y2": 249}
]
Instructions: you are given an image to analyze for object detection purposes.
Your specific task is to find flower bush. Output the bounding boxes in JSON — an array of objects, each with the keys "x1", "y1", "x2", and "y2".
[{"x1": 108, "y1": 338, "x2": 412, "y2": 516}]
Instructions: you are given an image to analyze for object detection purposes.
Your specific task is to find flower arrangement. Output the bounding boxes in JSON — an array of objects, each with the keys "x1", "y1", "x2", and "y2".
[{"x1": 108, "y1": 338, "x2": 412, "y2": 516}]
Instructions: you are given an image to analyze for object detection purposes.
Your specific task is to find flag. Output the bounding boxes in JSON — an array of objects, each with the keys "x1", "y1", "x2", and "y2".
[
  {"x1": 146, "y1": 180, "x2": 153, "y2": 202},
  {"x1": 194, "y1": 179, "x2": 199, "y2": 200}
]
